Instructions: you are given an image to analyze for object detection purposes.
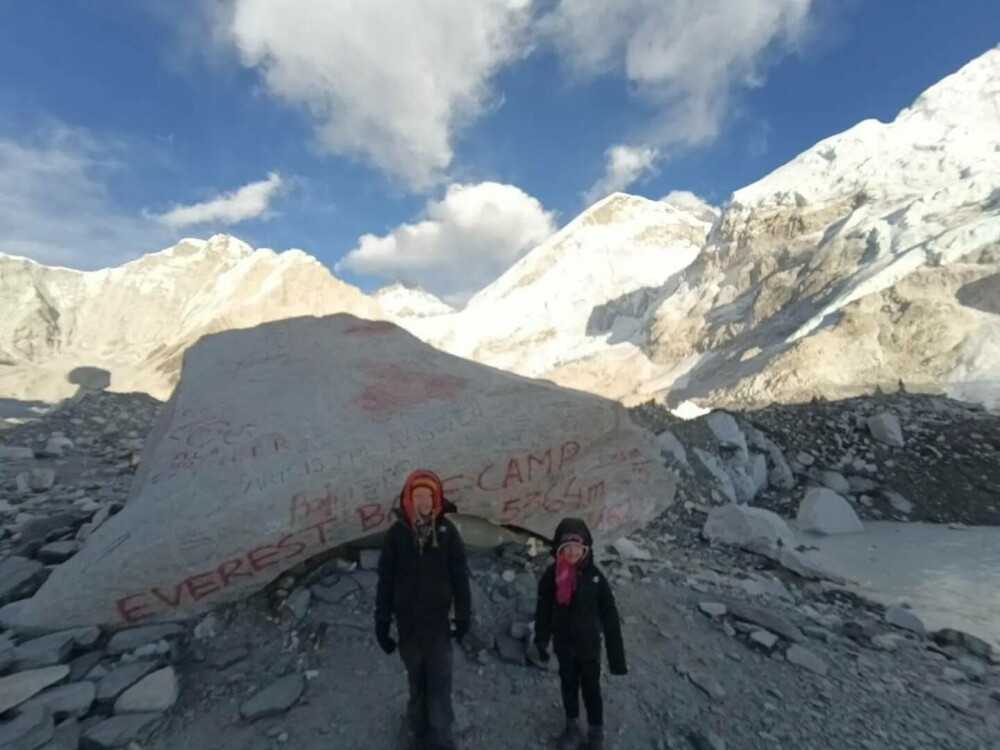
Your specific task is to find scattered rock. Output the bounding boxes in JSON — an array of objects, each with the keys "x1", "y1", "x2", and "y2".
[
  {"x1": 611, "y1": 538, "x2": 652, "y2": 561},
  {"x1": 42, "y1": 436, "x2": 74, "y2": 458},
  {"x1": 239, "y1": 675, "x2": 305, "y2": 721},
  {"x1": 688, "y1": 729, "x2": 727, "y2": 750},
  {"x1": 795, "y1": 452, "x2": 815, "y2": 467},
  {"x1": 192, "y1": 615, "x2": 219, "y2": 641},
  {"x1": 283, "y1": 588, "x2": 311, "y2": 621},
  {"x1": 0, "y1": 665, "x2": 70, "y2": 714},
  {"x1": 884, "y1": 606, "x2": 925, "y2": 636},
  {"x1": 80, "y1": 712, "x2": 161, "y2": 749},
  {"x1": 941, "y1": 667, "x2": 967, "y2": 683},
  {"x1": 685, "y1": 670, "x2": 726, "y2": 701},
  {"x1": 927, "y1": 685, "x2": 970, "y2": 713},
  {"x1": 495, "y1": 634, "x2": 525, "y2": 665},
  {"x1": 796, "y1": 488, "x2": 864, "y2": 535},
  {"x1": 208, "y1": 645, "x2": 249, "y2": 670},
  {"x1": 0, "y1": 556, "x2": 50, "y2": 605},
  {"x1": 867, "y1": 413, "x2": 904, "y2": 448},
  {"x1": 69, "y1": 651, "x2": 106, "y2": 682},
  {"x1": 95, "y1": 662, "x2": 160, "y2": 706},
  {"x1": 36, "y1": 542, "x2": 82, "y2": 565},
  {"x1": 886, "y1": 492, "x2": 914, "y2": 516},
  {"x1": 0, "y1": 704, "x2": 54, "y2": 750},
  {"x1": 311, "y1": 577, "x2": 359, "y2": 605},
  {"x1": 20, "y1": 681, "x2": 96, "y2": 720},
  {"x1": 750, "y1": 631, "x2": 779, "y2": 651},
  {"x1": 817, "y1": 471, "x2": 851, "y2": 495},
  {"x1": 45, "y1": 717, "x2": 81, "y2": 750},
  {"x1": 726, "y1": 602, "x2": 804, "y2": 644},
  {"x1": 358, "y1": 549, "x2": 381, "y2": 570},
  {"x1": 462, "y1": 621, "x2": 495, "y2": 653},
  {"x1": 114, "y1": 667, "x2": 178, "y2": 714},
  {"x1": 698, "y1": 602, "x2": 727, "y2": 618},
  {"x1": 931, "y1": 628, "x2": 993, "y2": 660},
  {"x1": 0, "y1": 446, "x2": 35, "y2": 460},
  {"x1": 12, "y1": 631, "x2": 78, "y2": 670},
  {"x1": 786, "y1": 645, "x2": 829, "y2": 676},
  {"x1": 28, "y1": 469, "x2": 57, "y2": 492},
  {"x1": 106, "y1": 624, "x2": 185, "y2": 655},
  {"x1": 702, "y1": 505, "x2": 797, "y2": 558}
]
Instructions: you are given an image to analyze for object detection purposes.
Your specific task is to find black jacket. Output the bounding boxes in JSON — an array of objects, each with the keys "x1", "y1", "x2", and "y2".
[
  {"x1": 534, "y1": 518, "x2": 626, "y2": 672},
  {"x1": 375, "y1": 498, "x2": 472, "y2": 635}
]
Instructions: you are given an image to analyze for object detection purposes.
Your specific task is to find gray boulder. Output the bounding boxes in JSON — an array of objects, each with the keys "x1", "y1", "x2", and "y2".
[
  {"x1": 95, "y1": 662, "x2": 160, "y2": 706},
  {"x1": 703, "y1": 505, "x2": 797, "y2": 558},
  {"x1": 114, "y1": 667, "x2": 178, "y2": 714},
  {"x1": 885, "y1": 606, "x2": 925, "y2": 636},
  {"x1": 0, "y1": 704, "x2": 54, "y2": 750},
  {"x1": 239, "y1": 675, "x2": 305, "y2": 721},
  {"x1": 0, "y1": 665, "x2": 70, "y2": 714},
  {"x1": 0, "y1": 557, "x2": 49, "y2": 605},
  {"x1": 786, "y1": 645, "x2": 829, "y2": 675},
  {"x1": 796, "y1": 488, "x2": 864, "y2": 535},
  {"x1": 106, "y1": 624, "x2": 185, "y2": 655},
  {"x1": 80, "y1": 713, "x2": 161, "y2": 749},
  {"x1": 867, "y1": 413, "x2": 904, "y2": 447},
  {"x1": 20, "y1": 681, "x2": 95, "y2": 720}
]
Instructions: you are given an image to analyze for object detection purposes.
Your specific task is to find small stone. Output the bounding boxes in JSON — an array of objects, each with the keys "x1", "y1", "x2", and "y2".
[
  {"x1": 106, "y1": 624, "x2": 185, "y2": 655},
  {"x1": 817, "y1": 471, "x2": 851, "y2": 495},
  {"x1": 192, "y1": 615, "x2": 219, "y2": 641},
  {"x1": 750, "y1": 631, "x2": 778, "y2": 651},
  {"x1": 0, "y1": 446, "x2": 35, "y2": 460},
  {"x1": 797, "y1": 488, "x2": 864, "y2": 535},
  {"x1": 941, "y1": 667, "x2": 966, "y2": 683},
  {"x1": 611, "y1": 538, "x2": 653, "y2": 561},
  {"x1": 239, "y1": 675, "x2": 305, "y2": 721},
  {"x1": 867, "y1": 413, "x2": 904, "y2": 447},
  {"x1": 0, "y1": 556, "x2": 50, "y2": 605},
  {"x1": 795, "y1": 452, "x2": 815, "y2": 467},
  {"x1": 885, "y1": 606, "x2": 925, "y2": 636},
  {"x1": 509, "y1": 622, "x2": 533, "y2": 641},
  {"x1": 43, "y1": 436, "x2": 75, "y2": 458},
  {"x1": 69, "y1": 651, "x2": 105, "y2": 682},
  {"x1": 495, "y1": 635, "x2": 525, "y2": 665},
  {"x1": 698, "y1": 602, "x2": 727, "y2": 618},
  {"x1": 358, "y1": 549, "x2": 381, "y2": 570},
  {"x1": 501, "y1": 570, "x2": 516, "y2": 583},
  {"x1": 0, "y1": 704, "x2": 54, "y2": 750},
  {"x1": 81, "y1": 712, "x2": 161, "y2": 748},
  {"x1": 208, "y1": 645, "x2": 249, "y2": 670},
  {"x1": 0, "y1": 665, "x2": 70, "y2": 715},
  {"x1": 927, "y1": 685, "x2": 970, "y2": 712},
  {"x1": 311, "y1": 577, "x2": 358, "y2": 605},
  {"x1": 687, "y1": 671, "x2": 726, "y2": 701},
  {"x1": 36, "y1": 541, "x2": 83, "y2": 565},
  {"x1": 786, "y1": 645, "x2": 829, "y2": 675},
  {"x1": 871, "y1": 634, "x2": 901, "y2": 652},
  {"x1": 886, "y1": 492, "x2": 914, "y2": 515},
  {"x1": 45, "y1": 717, "x2": 81, "y2": 750},
  {"x1": 688, "y1": 729, "x2": 727, "y2": 750},
  {"x1": 95, "y1": 662, "x2": 160, "y2": 706},
  {"x1": 957, "y1": 657, "x2": 987, "y2": 681},
  {"x1": 12, "y1": 631, "x2": 77, "y2": 670},
  {"x1": 114, "y1": 667, "x2": 178, "y2": 714},
  {"x1": 726, "y1": 602, "x2": 804, "y2": 643},
  {"x1": 462, "y1": 621, "x2": 494, "y2": 653},
  {"x1": 284, "y1": 588, "x2": 311, "y2": 621},
  {"x1": 20, "y1": 680, "x2": 96, "y2": 720},
  {"x1": 29, "y1": 469, "x2": 57, "y2": 492}
]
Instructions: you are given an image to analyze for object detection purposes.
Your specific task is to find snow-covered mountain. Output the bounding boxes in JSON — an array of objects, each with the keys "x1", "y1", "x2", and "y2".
[
  {"x1": 642, "y1": 44, "x2": 1000, "y2": 409},
  {"x1": 398, "y1": 192, "x2": 712, "y2": 396},
  {"x1": 373, "y1": 283, "x2": 455, "y2": 318},
  {"x1": 1, "y1": 46, "x2": 998, "y2": 411},
  {"x1": 0, "y1": 235, "x2": 381, "y2": 401}
]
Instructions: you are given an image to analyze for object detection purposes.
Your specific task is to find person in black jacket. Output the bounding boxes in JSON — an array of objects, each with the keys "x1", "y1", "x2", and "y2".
[
  {"x1": 533, "y1": 517, "x2": 627, "y2": 750},
  {"x1": 375, "y1": 469, "x2": 471, "y2": 750}
]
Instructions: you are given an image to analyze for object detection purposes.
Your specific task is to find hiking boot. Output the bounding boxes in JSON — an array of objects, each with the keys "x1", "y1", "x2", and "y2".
[
  {"x1": 557, "y1": 718, "x2": 584, "y2": 750},
  {"x1": 587, "y1": 725, "x2": 604, "y2": 750}
]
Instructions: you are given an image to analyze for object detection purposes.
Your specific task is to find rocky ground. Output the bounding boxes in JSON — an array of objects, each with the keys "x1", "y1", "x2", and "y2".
[{"x1": 0, "y1": 390, "x2": 999, "y2": 749}]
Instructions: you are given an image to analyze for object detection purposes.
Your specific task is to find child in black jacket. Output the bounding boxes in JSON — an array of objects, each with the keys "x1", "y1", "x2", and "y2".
[{"x1": 533, "y1": 517, "x2": 627, "y2": 750}]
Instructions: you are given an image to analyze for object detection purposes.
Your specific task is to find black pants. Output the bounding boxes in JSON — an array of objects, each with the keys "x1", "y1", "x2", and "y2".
[
  {"x1": 558, "y1": 658, "x2": 603, "y2": 727},
  {"x1": 398, "y1": 630, "x2": 455, "y2": 749}
]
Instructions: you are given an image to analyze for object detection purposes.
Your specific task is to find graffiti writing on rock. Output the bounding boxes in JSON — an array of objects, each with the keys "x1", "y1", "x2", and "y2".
[{"x1": 350, "y1": 363, "x2": 469, "y2": 421}]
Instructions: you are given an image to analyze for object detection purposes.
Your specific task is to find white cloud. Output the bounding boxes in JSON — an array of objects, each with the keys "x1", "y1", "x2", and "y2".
[
  {"x1": 338, "y1": 182, "x2": 555, "y2": 302},
  {"x1": 585, "y1": 144, "x2": 659, "y2": 204},
  {"x1": 217, "y1": 0, "x2": 534, "y2": 190},
  {"x1": 549, "y1": 0, "x2": 816, "y2": 186},
  {"x1": 151, "y1": 172, "x2": 283, "y2": 228},
  {"x1": 0, "y1": 127, "x2": 173, "y2": 268},
  {"x1": 661, "y1": 190, "x2": 719, "y2": 222}
]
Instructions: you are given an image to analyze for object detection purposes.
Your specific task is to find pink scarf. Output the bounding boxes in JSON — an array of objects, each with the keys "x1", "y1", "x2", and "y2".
[{"x1": 555, "y1": 557, "x2": 579, "y2": 605}]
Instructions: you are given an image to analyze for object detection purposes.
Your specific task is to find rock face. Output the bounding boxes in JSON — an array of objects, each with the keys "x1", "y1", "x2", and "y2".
[
  {"x1": 703, "y1": 505, "x2": 797, "y2": 557},
  {"x1": 3, "y1": 315, "x2": 674, "y2": 630},
  {"x1": 796, "y1": 488, "x2": 864, "y2": 535}
]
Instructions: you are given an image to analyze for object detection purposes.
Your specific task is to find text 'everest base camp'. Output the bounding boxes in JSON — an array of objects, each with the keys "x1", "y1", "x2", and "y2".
[{"x1": 2, "y1": 315, "x2": 673, "y2": 631}]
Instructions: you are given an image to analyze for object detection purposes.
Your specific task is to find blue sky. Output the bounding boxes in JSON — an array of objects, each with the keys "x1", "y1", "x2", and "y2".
[{"x1": 0, "y1": 0, "x2": 997, "y2": 302}]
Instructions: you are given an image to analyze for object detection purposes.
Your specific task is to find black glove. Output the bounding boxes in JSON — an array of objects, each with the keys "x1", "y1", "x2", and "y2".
[
  {"x1": 609, "y1": 661, "x2": 628, "y2": 676},
  {"x1": 533, "y1": 642, "x2": 550, "y2": 662},
  {"x1": 452, "y1": 619, "x2": 470, "y2": 642},
  {"x1": 375, "y1": 620, "x2": 397, "y2": 655}
]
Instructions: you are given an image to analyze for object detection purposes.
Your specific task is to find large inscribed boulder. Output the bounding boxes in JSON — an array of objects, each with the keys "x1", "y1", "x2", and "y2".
[{"x1": 4, "y1": 315, "x2": 674, "y2": 630}]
